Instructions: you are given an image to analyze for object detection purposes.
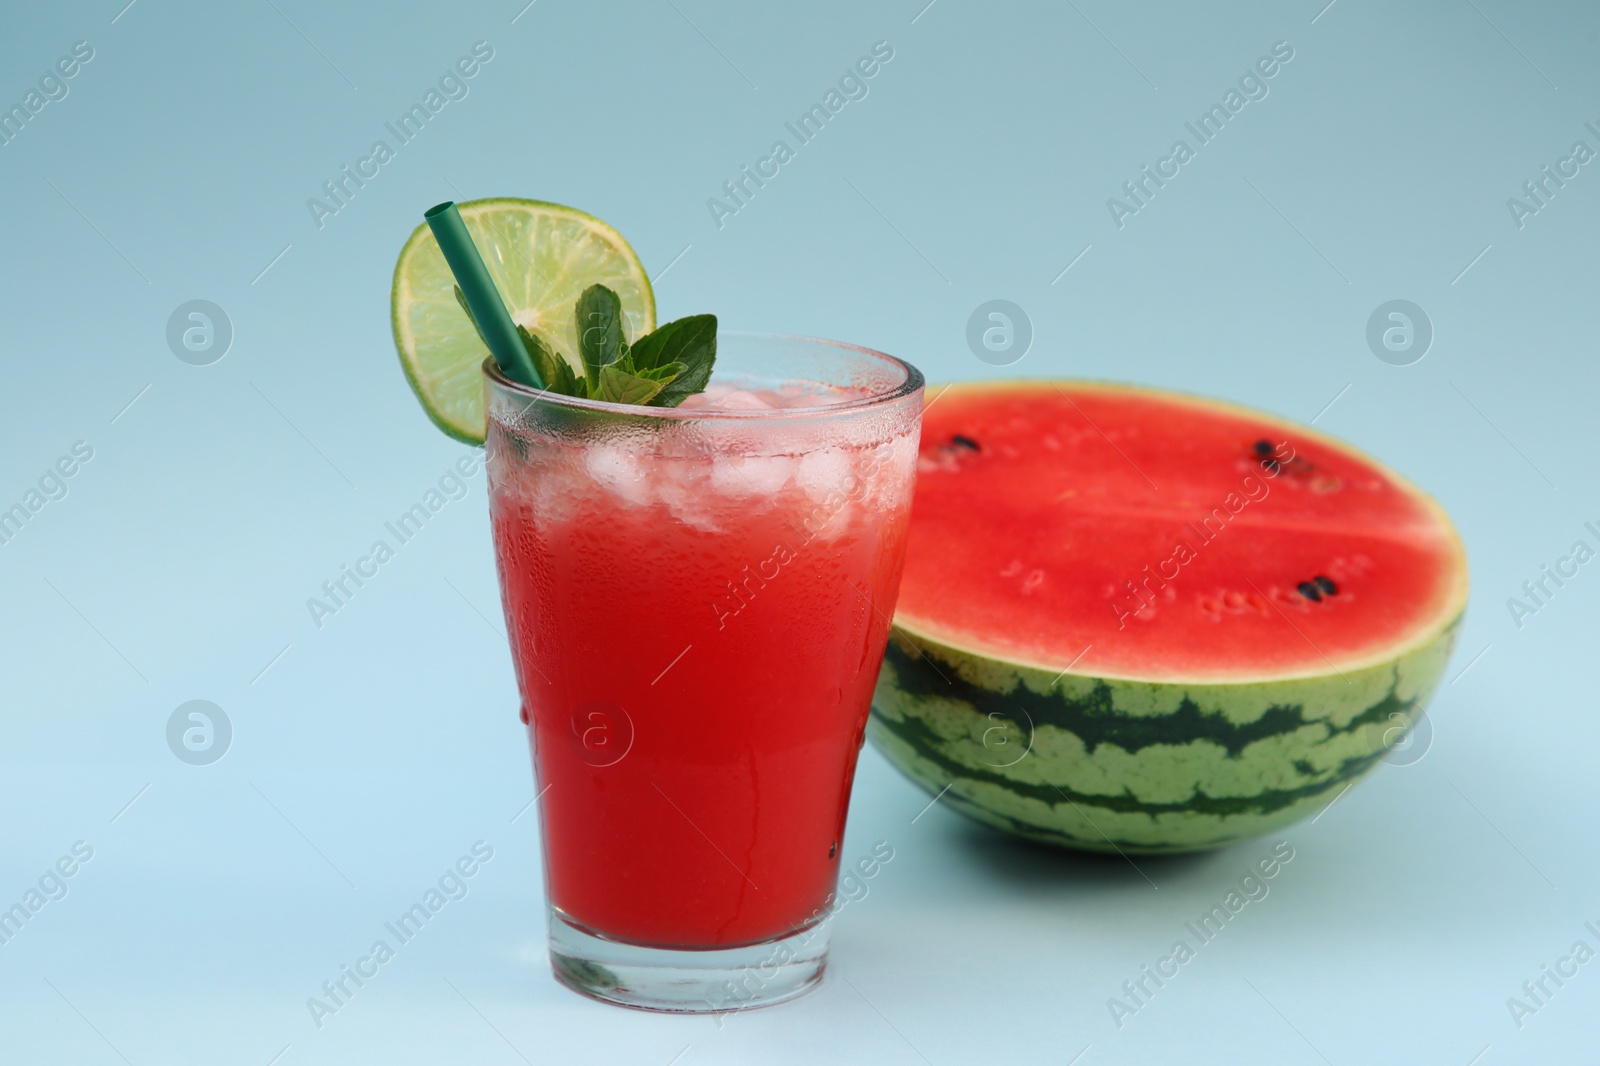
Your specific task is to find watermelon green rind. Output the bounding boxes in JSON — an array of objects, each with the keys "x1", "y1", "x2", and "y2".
[{"x1": 870, "y1": 612, "x2": 1459, "y2": 853}]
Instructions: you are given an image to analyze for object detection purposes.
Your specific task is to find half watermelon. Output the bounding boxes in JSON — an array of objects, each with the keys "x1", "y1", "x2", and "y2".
[{"x1": 869, "y1": 381, "x2": 1468, "y2": 853}]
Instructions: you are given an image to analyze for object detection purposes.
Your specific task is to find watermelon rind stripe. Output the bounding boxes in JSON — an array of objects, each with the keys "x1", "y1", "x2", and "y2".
[{"x1": 868, "y1": 616, "x2": 1460, "y2": 854}]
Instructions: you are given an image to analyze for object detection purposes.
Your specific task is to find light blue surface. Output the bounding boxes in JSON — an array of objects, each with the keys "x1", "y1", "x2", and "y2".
[{"x1": 2, "y1": 1, "x2": 1597, "y2": 1062}]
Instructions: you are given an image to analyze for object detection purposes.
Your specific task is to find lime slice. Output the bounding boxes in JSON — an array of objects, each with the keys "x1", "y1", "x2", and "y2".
[{"x1": 391, "y1": 198, "x2": 656, "y2": 443}]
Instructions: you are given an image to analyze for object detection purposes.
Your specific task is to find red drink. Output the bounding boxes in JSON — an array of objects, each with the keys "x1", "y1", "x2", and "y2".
[{"x1": 483, "y1": 336, "x2": 923, "y2": 1010}]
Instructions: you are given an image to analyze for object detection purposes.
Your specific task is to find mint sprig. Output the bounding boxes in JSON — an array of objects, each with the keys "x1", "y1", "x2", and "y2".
[
  {"x1": 629, "y1": 314, "x2": 716, "y2": 407},
  {"x1": 454, "y1": 283, "x2": 715, "y2": 407}
]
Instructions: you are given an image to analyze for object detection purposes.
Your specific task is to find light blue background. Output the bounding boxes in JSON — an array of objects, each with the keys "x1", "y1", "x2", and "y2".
[{"x1": 2, "y1": 1, "x2": 1597, "y2": 1063}]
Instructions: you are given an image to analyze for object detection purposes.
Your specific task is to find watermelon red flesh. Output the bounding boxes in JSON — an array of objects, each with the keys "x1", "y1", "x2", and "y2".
[{"x1": 900, "y1": 382, "x2": 1467, "y2": 684}]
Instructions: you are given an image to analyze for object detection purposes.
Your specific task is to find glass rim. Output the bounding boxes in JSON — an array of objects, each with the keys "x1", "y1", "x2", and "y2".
[{"x1": 483, "y1": 331, "x2": 924, "y2": 421}]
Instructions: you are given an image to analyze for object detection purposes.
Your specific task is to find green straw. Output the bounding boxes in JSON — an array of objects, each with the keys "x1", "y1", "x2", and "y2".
[{"x1": 423, "y1": 202, "x2": 545, "y2": 390}]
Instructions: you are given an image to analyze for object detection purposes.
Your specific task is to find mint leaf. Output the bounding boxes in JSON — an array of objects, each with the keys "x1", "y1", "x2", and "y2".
[
  {"x1": 576, "y1": 284, "x2": 627, "y2": 387},
  {"x1": 610, "y1": 349, "x2": 687, "y2": 382},
  {"x1": 598, "y1": 364, "x2": 669, "y2": 405},
  {"x1": 637, "y1": 360, "x2": 689, "y2": 384},
  {"x1": 516, "y1": 325, "x2": 583, "y2": 397},
  {"x1": 627, "y1": 314, "x2": 716, "y2": 408}
]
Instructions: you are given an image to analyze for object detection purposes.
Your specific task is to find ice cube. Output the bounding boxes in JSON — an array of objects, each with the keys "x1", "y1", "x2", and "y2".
[
  {"x1": 710, "y1": 389, "x2": 773, "y2": 410},
  {"x1": 656, "y1": 467, "x2": 722, "y2": 532},
  {"x1": 584, "y1": 443, "x2": 652, "y2": 507},
  {"x1": 678, "y1": 383, "x2": 739, "y2": 411},
  {"x1": 772, "y1": 382, "x2": 829, "y2": 405},
  {"x1": 795, "y1": 447, "x2": 854, "y2": 502},
  {"x1": 709, "y1": 454, "x2": 797, "y2": 497}
]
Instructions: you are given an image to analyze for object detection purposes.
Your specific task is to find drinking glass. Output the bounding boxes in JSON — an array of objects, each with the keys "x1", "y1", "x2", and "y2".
[{"x1": 483, "y1": 333, "x2": 924, "y2": 1012}]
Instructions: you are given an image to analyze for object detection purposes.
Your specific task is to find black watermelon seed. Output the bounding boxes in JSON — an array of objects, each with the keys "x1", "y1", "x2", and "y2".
[
  {"x1": 1253, "y1": 440, "x2": 1274, "y2": 458},
  {"x1": 1315, "y1": 575, "x2": 1338, "y2": 596},
  {"x1": 829, "y1": 841, "x2": 837, "y2": 859},
  {"x1": 1297, "y1": 581, "x2": 1323, "y2": 602},
  {"x1": 951, "y1": 434, "x2": 981, "y2": 451}
]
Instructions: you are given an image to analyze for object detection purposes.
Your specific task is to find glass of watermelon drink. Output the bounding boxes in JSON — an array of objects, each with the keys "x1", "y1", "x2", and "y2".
[{"x1": 483, "y1": 333, "x2": 923, "y2": 1012}]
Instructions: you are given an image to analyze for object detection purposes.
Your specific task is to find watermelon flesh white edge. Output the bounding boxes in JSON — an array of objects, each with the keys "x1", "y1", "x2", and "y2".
[{"x1": 869, "y1": 612, "x2": 1459, "y2": 853}]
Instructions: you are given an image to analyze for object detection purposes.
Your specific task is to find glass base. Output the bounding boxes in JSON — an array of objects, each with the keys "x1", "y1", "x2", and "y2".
[{"x1": 548, "y1": 909, "x2": 829, "y2": 1014}]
